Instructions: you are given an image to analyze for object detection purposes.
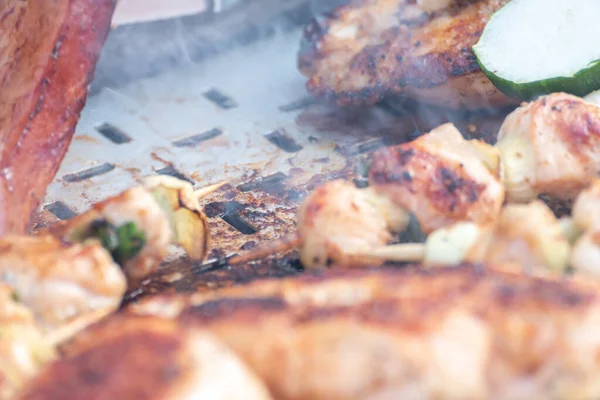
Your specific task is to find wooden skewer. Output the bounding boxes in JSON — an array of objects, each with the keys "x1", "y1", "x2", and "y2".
[
  {"x1": 195, "y1": 181, "x2": 229, "y2": 199},
  {"x1": 228, "y1": 233, "x2": 302, "y2": 265},
  {"x1": 46, "y1": 308, "x2": 113, "y2": 348}
]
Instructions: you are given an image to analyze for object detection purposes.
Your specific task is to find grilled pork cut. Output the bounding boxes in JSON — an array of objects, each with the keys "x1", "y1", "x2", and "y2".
[
  {"x1": 130, "y1": 265, "x2": 600, "y2": 400},
  {"x1": 299, "y1": 0, "x2": 517, "y2": 109},
  {"x1": 0, "y1": 0, "x2": 116, "y2": 234},
  {"x1": 19, "y1": 316, "x2": 273, "y2": 400}
]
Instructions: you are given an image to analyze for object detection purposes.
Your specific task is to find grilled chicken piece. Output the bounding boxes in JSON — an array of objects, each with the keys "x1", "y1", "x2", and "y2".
[
  {"x1": 0, "y1": 235, "x2": 126, "y2": 335},
  {"x1": 46, "y1": 177, "x2": 210, "y2": 287},
  {"x1": 299, "y1": 0, "x2": 515, "y2": 109},
  {"x1": 130, "y1": 265, "x2": 600, "y2": 400},
  {"x1": 19, "y1": 316, "x2": 272, "y2": 400},
  {"x1": 572, "y1": 179, "x2": 600, "y2": 232},
  {"x1": 426, "y1": 201, "x2": 571, "y2": 275},
  {"x1": 0, "y1": 284, "x2": 56, "y2": 400},
  {"x1": 0, "y1": 0, "x2": 116, "y2": 234},
  {"x1": 497, "y1": 92, "x2": 600, "y2": 204},
  {"x1": 369, "y1": 123, "x2": 505, "y2": 234},
  {"x1": 569, "y1": 180, "x2": 600, "y2": 277},
  {"x1": 297, "y1": 179, "x2": 409, "y2": 269}
]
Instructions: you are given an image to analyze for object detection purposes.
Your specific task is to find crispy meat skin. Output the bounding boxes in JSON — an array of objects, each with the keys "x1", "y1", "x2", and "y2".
[
  {"x1": 300, "y1": 0, "x2": 515, "y2": 109},
  {"x1": 20, "y1": 316, "x2": 272, "y2": 400},
  {"x1": 368, "y1": 124, "x2": 504, "y2": 233},
  {"x1": 130, "y1": 265, "x2": 600, "y2": 400},
  {"x1": 498, "y1": 93, "x2": 600, "y2": 203},
  {"x1": 0, "y1": 0, "x2": 116, "y2": 234}
]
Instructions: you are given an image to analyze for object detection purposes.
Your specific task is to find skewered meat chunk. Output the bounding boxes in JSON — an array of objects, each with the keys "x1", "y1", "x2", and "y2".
[
  {"x1": 572, "y1": 179, "x2": 600, "y2": 232},
  {"x1": 425, "y1": 201, "x2": 571, "y2": 275},
  {"x1": 47, "y1": 177, "x2": 210, "y2": 287},
  {"x1": 19, "y1": 316, "x2": 273, "y2": 400},
  {"x1": 50, "y1": 187, "x2": 172, "y2": 286},
  {"x1": 568, "y1": 180, "x2": 600, "y2": 277},
  {"x1": 297, "y1": 179, "x2": 409, "y2": 269},
  {"x1": 129, "y1": 265, "x2": 600, "y2": 400},
  {"x1": 369, "y1": 123, "x2": 505, "y2": 234},
  {"x1": 0, "y1": 235, "x2": 126, "y2": 335},
  {"x1": 231, "y1": 124, "x2": 505, "y2": 269},
  {"x1": 0, "y1": 284, "x2": 56, "y2": 400},
  {"x1": 497, "y1": 92, "x2": 600, "y2": 203},
  {"x1": 299, "y1": 0, "x2": 515, "y2": 109},
  {"x1": 0, "y1": 0, "x2": 116, "y2": 234}
]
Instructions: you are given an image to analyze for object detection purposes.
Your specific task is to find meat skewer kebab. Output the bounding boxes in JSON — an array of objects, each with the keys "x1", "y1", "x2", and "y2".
[
  {"x1": 347, "y1": 200, "x2": 575, "y2": 277},
  {"x1": 0, "y1": 178, "x2": 225, "y2": 398},
  {"x1": 231, "y1": 123, "x2": 506, "y2": 269},
  {"x1": 45, "y1": 176, "x2": 224, "y2": 287},
  {"x1": 0, "y1": 178, "x2": 224, "y2": 354},
  {"x1": 233, "y1": 92, "x2": 600, "y2": 270}
]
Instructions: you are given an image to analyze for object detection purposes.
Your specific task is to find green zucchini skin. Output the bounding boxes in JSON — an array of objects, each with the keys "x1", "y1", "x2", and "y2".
[
  {"x1": 474, "y1": 54, "x2": 600, "y2": 102},
  {"x1": 472, "y1": 0, "x2": 600, "y2": 102}
]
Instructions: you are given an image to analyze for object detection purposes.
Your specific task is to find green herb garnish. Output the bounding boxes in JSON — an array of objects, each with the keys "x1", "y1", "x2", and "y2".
[{"x1": 83, "y1": 220, "x2": 147, "y2": 265}]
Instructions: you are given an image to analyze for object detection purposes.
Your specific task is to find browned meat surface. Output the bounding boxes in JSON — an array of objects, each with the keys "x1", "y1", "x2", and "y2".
[
  {"x1": 369, "y1": 123, "x2": 505, "y2": 234},
  {"x1": 0, "y1": 0, "x2": 116, "y2": 234},
  {"x1": 130, "y1": 265, "x2": 600, "y2": 400},
  {"x1": 497, "y1": 92, "x2": 600, "y2": 204},
  {"x1": 20, "y1": 316, "x2": 272, "y2": 400},
  {"x1": 299, "y1": 0, "x2": 516, "y2": 109}
]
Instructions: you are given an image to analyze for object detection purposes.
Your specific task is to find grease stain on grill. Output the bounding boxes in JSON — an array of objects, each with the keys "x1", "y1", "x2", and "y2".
[
  {"x1": 237, "y1": 172, "x2": 288, "y2": 192},
  {"x1": 264, "y1": 130, "x2": 303, "y2": 153},
  {"x1": 203, "y1": 88, "x2": 237, "y2": 109},
  {"x1": 95, "y1": 123, "x2": 132, "y2": 144},
  {"x1": 155, "y1": 165, "x2": 195, "y2": 184},
  {"x1": 44, "y1": 201, "x2": 77, "y2": 220},
  {"x1": 278, "y1": 96, "x2": 317, "y2": 112},
  {"x1": 63, "y1": 163, "x2": 115, "y2": 182},
  {"x1": 172, "y1": 128, "x2": 223, "y2": 147}
]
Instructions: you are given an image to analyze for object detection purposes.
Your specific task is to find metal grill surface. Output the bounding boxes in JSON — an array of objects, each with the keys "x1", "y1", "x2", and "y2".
[{"x1": 35, "y1": 2, "x2": 509, "y2": 302}]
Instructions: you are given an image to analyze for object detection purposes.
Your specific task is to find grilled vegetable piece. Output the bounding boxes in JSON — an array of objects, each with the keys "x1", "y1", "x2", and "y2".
[
  {"x1": 496, "y1": 93, "x2": 600, "y2": 203},
  {"x1": 130, "y1": 265, "x2": 600, "y2": 400},
  {"x1": 0, "y1": 284, "x2": 56, "y2": 400},
  {"x1": 473, "y1": 0, "x2": 600, "y2": 101},
  {"x1": 0, "y1": 0, "x2": 116, "y2": 234},
  {"x1": 369, "y1": 123, "x2": 505, "y2": 234},
  {"x1": 299, "y1": 0, "x2": 515, "y2": 109},
  {"x1": 144, "y1": 175, "x2": 210, "y2": 261},
  {"x1": 0, "y1": 235, "x2": 126, "y2": 335},
  {"x1": 20, "y1": 316, "x2": 273, "y2": 400}
]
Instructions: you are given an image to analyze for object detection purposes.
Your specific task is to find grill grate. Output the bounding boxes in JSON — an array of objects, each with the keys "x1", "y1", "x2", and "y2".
[{"x1": 37, "y1": 5, "x2": 509, "y2": 302}]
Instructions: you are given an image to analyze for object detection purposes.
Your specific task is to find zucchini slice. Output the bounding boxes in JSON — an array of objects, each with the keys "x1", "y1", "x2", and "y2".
[{"x1": 473, "y1": 0, "x2": 600, "y2": 101}]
